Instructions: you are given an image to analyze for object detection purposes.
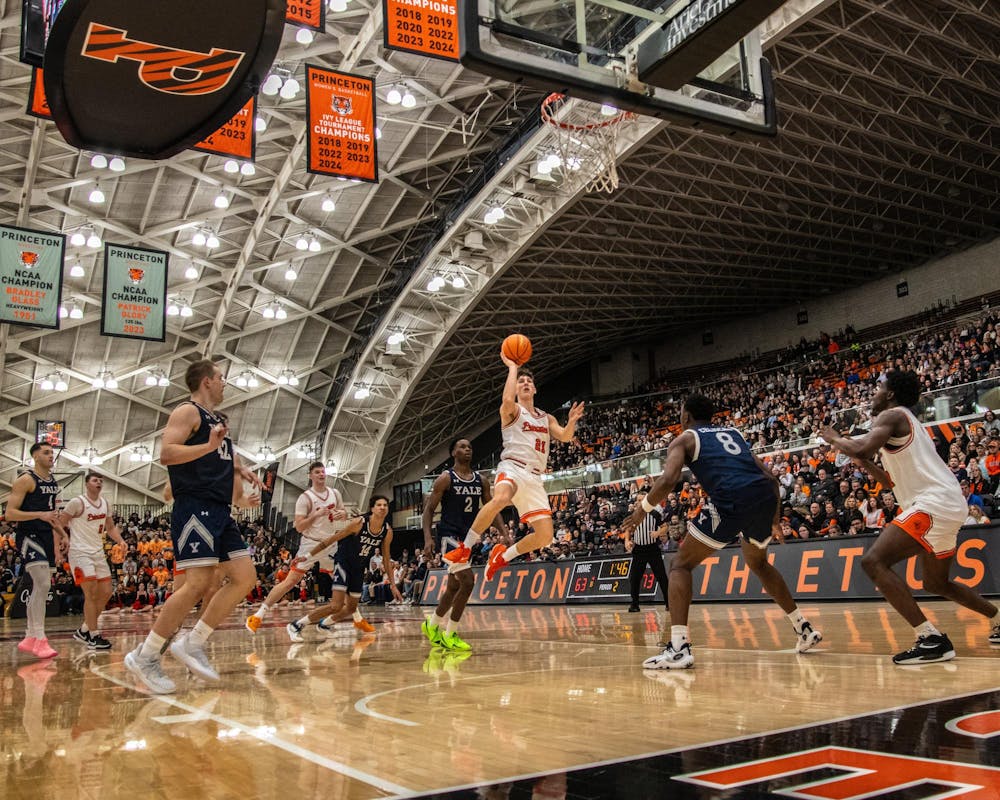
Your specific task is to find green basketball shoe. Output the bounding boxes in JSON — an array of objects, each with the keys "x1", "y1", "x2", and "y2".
[{"x1": 440, "y1": 631, "x2": 471, "y2": 651}]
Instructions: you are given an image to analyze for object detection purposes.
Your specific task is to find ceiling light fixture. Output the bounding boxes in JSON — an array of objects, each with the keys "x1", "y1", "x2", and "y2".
[{"x1": 69, "y1": 262, "x2": 85, "y2": 278}]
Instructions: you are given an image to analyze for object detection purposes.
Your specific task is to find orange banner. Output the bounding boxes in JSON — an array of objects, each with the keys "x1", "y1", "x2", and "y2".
[
  {"x1": 383, "y1": 0, "x2": 459, "y2": 61},
  {"x1": 306, "y1": 65, "x2": 378, "y2": 182},
  {"x1": 27, "y1": 68, "x2": 51, "y2": 119},
  {"x1": 193, "y1": 96, "x2": 256, "y2": 161},
  {"x1": 286, "y1": 0, "x2": 324, "y2": 30}
]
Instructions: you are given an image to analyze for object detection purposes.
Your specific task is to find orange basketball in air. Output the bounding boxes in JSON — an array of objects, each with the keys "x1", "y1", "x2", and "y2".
[{"x1": 502, "y1": 334, "x2": 532, "y2": 365}]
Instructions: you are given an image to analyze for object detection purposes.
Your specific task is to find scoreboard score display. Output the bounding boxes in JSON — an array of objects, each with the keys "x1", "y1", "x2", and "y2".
[{"x1": 566, "y1": 557, "x2": 665, "y2": 603}]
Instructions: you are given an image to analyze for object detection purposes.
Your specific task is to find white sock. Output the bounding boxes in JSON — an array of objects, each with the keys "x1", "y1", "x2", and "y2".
[
  {"x1": 671, "y1": 625, "x2": 689, "y2": 650},
  {"x1": 502, "y1": 543, "x2": 520, "y2": 562},
  {"x1": 187, "y1": 619, "x2": 214, "y2": 648},
  {"x1": 446, "y1": 618, "x2": 458, "y2": 635},
  {"x1": 254, "y1": 603, "x2": 270, "y2": 620},
  {"x1": 352, "y1": 609, "x2": 363, "y2": 623},
  {"x1": 139, "y1": 631, "x2": 166, "y2": 659},
  {"x1": 915, "y1": 620, "x2": 940, "y2": 638},
  {"x1": 79, "y1": 623, "x2": 90, "y2": 634},
  {"x1": 463, "y1": 529, "x2": 482, "y2": 548},
  {"x1": 786, "y1": 609, "x2": 806, "y2": 633},
  {"x1": 430, "y1": 613, "x2": 445, "y2": 628},
  {"x1": 295, "y1": 615, "x2": 310, "y2": 627}
]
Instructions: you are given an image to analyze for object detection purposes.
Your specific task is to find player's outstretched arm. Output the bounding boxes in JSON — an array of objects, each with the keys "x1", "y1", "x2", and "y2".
[
  {"x1": 623, "y1": 434, "x2": 691, "y2": 532},
  {"x1": 500, "y1": 350, "x2": 519, "y2": 423},
  {"x1": 422, "y1": 471, "x2": 451, "y2": 556},
  {"x1": 820, "y1": 410, "x2": 898, "y2": 461},
  {"x1": 549, "y1": 401, "x2": 585, "y2": 442},
  {"x1": 290, "y1": 516, "x2": 363, "y2": 570}
]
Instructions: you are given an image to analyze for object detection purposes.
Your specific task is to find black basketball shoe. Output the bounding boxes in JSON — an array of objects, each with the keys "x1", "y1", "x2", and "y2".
[{"x1": 892, "y1": 633, "x2": 955, "y2": 665}]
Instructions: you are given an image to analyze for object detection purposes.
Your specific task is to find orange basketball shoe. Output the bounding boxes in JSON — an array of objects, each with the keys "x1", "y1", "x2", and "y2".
[
  {"x1": 354, "y1": 618, "x2": 376, "y2": 634},
  {"x1": 485, "y1": 544, "x2": 508, "y2": 581},
  {"x1": 443, "y1": 543, "x2": 471, "y2": 564}
]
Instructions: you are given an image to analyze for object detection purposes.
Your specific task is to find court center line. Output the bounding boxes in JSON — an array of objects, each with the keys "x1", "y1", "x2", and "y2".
[
  {"x1": 379, "y1": 683, "x2": 1000, "y2": 799},
  {"x1": 90, "y1": 662, "x2": 414, "y2": 796}
]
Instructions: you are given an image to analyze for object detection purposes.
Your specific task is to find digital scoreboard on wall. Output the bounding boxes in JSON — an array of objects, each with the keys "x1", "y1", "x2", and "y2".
[{"x1": 566, "y1": 558, "x2": 664, "y2": 603}]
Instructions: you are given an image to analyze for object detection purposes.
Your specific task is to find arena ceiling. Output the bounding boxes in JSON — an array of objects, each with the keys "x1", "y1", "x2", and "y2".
[{"x1": 1, "y1": 0, "x2": 998, "y2": 510}]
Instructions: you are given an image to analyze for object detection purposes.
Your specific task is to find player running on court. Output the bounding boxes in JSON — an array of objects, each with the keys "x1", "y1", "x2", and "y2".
[
  {"x1": 125, "y1": 360, "x2": 260, "y2": 693},
  {"x1": 287, "y1": 495, "x2": 401, "y2": 641},
  {"x1": 61, "y1": 472, "x2": 125, "y2": 650},
  {"x1": 421, "y1": 438, "x2": 508, "y2": 651},
  {"x1": 7, "y1": 442, "x2": 65, "y2": 659},
  {"x1": 820, "y1": 369, "x2": 1000, "y2": 664},
  {"x1": 245, "y1": 461, "x2": 347, "y2": 633},
  {"x1": 444, "y1": 351, "x2": 583, "y2": 579},
  {"x1": 625, "y1": 393, "x2": 822, "y2": 669}
]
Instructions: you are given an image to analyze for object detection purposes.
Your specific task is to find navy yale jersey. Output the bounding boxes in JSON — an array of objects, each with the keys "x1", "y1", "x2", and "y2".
[
  {"x1": 686, "y1": 426, "x2": 772, "y2": 513},
  {"x1": 438, "y1": 469, "x2": 484, "y2": 536},
  {"x1": 167, "y1": 401, "x2": 234, "y2": 506},
  {"x1": 18, "y1": 471, "x2": 60, "y2": 537}
]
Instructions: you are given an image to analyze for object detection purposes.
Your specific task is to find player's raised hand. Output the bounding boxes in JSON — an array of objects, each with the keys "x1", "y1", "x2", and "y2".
[
  {"x1": 209, "y1": 422, "x2": 229, "y2": 448},
  {"x1": 500, "y1": 348, "x2": 518, "y2": 368},
  {"x1": 567, "y1": 401, "x2": 585, "y2": 425},
  {"x1": 328, "y1": 506, "x2": 348, "y2": 521},
  {"x1": 239, "y1": 464, "x2": 264, "y2": 490},
  {"x1": 818, "y1": 425, "x2": 842, "y2": 445}
]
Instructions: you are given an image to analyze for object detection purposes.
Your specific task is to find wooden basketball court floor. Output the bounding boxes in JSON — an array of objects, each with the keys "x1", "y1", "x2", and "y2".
[{"x1": 3, "y1": 600, "x2": 999, "y2": 799}]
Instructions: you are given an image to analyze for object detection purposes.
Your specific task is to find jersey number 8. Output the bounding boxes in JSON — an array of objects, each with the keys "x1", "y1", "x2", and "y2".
[{"x1": 716, "y1": 431, "x2": 741, "y2": 455}]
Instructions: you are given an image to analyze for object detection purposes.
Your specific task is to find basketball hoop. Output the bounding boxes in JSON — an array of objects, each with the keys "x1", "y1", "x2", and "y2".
[{"x1": 539, "y1": 93, "x2": 636, "y2": 194}]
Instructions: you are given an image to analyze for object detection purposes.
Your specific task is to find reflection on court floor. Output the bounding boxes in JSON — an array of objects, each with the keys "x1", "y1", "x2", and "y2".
[{"x1": 2, "y1": 601, "x2": 998, "y2": 799}]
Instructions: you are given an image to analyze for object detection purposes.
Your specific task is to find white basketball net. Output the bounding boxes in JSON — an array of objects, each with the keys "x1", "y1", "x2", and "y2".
[{"x1": 540, "y1": 93, "x2": 636, "y2": 194}]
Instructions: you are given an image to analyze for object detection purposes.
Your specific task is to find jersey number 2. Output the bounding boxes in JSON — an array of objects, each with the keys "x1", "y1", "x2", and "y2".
[{"x1": 464, "y1": 497, "x2": 475, "y2": 513}]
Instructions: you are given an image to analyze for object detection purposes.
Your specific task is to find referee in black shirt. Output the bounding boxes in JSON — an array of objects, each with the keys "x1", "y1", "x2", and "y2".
[{"x1": 624, "y1": 493, "x2": 669, "y2": 612}]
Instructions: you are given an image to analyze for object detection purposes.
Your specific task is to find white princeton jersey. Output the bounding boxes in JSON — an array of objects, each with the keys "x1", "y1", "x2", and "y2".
[
  {"x1": 294, "y1": 487, "x2": 347, "y2": 542},
  {"x1": 501, "y1": 404, "x2": 551, "y2": 473},
  {"x1": 880, "y1": 407, "x2": 967, "y2": 516},
  {"x1": 67, "y1": 495, "x2": 110, "y2": 554}
]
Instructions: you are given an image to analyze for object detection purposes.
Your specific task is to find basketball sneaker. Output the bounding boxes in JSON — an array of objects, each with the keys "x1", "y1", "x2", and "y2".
[
  {"x1": 642, "y1": 642, "x2": 694, "y2": 670},
  {"x1": 124, "y1": 648, "x2": 176, "y2": 694},
  {"x1": 485, "y1": 544, "x2": 508, "y2": 581},
  {"x1": 170, "y1": 634, "x2": 220, "y2": 682},
  {"x1": 794, "y1": 621, "x2": 823, "y2": 653},
  {"x1": 317, "y1": 617, "x2": 335, "y2": 633},
  {"x1": 354, "y1": 618, "x2": 376, "y2": 634},
  {"x1": 87, "y1": 633, "x2": 112, "y2": 651},
  {"x1": 32, "y1": 638, "x2": 57, "y2": 659},
  {"x1": 421, "y1": 619, "x2": 443, "y2": 646},
  {"x1": 73, "y1": 627, "x2": 92, "y2": 645},
  {"x1": 988, "y1": 622, "x2": 1000, "y2": 647},
  {"x1": 17, "y1": 637, "x2": 38, "y2": 654},
  {"x1": 443, "y1": 543, "x2": 471, "y2": 564},
  {"x1": 892, "y1": 633, "x2": 955, "y2": 665},
  {"x1": 245, "y1": 614, "x2": 263, "y2": 634},
  {"x1": 440, "y1": 631, "x2": 471, "y2": 652},
  {"x1": 286, "y1": 621, "x2": 305, "y2": 642}
]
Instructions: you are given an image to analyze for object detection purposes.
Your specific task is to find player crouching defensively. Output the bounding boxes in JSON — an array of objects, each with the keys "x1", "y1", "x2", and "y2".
[
  {"x1": 820, "y1": 369, "x2": 1000, "y2": 664},
  {"x1": 443, "y1": 350, "x2": 583, "y2": 581},
  {"x1": 624, "y1": 393, "x2": 822, "y2": 670}
]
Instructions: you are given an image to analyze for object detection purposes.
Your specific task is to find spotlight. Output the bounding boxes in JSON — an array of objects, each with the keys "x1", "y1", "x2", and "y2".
[
  {"x1": 70, "y1": 231, "x2": 86, "y2": 246},
  {"x1": 241, "y1": 162, "x2": 256, "y2": 176},
  {"x1": 206, "y1": 234, "x2": 220, "y2": 249},
  {"x1": 87, "y1": 231, "x2": 102, "y2": 248},
  {"x1": 184, "y1": 265, "x2": 198, "y2": 280},
  {"x1": 400, "y1": 91, "x2": 416, "y2": 108},
  {"x1": 70, "y1": 262, "x2": 85, "y2": 278},
  {"x1": 295, "y1": 28, "x2": 314, "y2": 45},
  {"x1": 386, "y1": 86, "x2": 402, "y2": 105},
  {"x1": 224, "y1": 160, "x2": 240, "y2": 173},
  {"x1": 214, "y1": 191, "x2": 230, "y2": 209},
  {"x1": 90, "y1": 153, "x2": 108, "y2": 169},
  {"x1": 321, "y1": 195, "x2": 336, "y2": 213},
  {"x1": 261, "y1": 74, "x2": 282, "y2": 96},
  {"x1": 69, "y1": 304, "x2": 83, "y2": 319},
  {"x1": 108, "y1": 157, "x2": 125, "y2": 172},
  {"x1": 192, "y1": 230, "x2": 207, "y2": 246},
  {"x1": 284, "y1": 266, "x2": 298, "y2": 281},
  {"x1": 308, "y1": 237, "x2": 321, "y2": 253},
  {"x1": 255, "y1": 115, "x2": 267, "y2": 132},
  {"x1": 89, "y1": 185, "x2": 105, "y2": 205}
]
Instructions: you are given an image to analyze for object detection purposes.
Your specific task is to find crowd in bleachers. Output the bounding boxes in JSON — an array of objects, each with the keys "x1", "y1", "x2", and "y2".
[{"x1": 548, "y1": 306, "x2": 1000, "y2": 472}]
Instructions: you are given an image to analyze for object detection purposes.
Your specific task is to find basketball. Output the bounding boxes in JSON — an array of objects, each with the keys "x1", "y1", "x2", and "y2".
[{"x1": 502, "y1": 334, "x2": 532, "y2": 365}]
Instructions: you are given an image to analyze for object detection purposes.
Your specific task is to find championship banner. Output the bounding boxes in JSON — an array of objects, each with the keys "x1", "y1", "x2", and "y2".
[
  {"x1": 100, "y1": 243, "x2": 167, "y2": 342},
  {"x1": 286, "y1": 0, "x2": 324, "y2": 30},
  {"x1": 193, "y1": 96, "x2": 257, "y2": 160},
  {"x1": 28, "y1": 68, "x2": 52, "y2": 119},
  {"x1": 383, "y1": 0, "x2": 460, "y2": 61},
  {"x1": 305, "y1": 65, "x2": 378, "y2": 182},
  {"x1": 420, "y1": 526, "x2": 1000, "y2": 605},
  {"x1": 0, "y1": 224, "x2": 65, "y2": 329}
]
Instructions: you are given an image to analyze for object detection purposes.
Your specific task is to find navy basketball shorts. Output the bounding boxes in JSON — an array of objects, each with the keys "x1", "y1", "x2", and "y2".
[
  {"x1": 687, "y1": 496, "x2": 777, "y2": 550},
  {"x1": 171, "y1": 495, "x2": 249, "y2": 570},
  {"x1": 332, "y1": 546, "x2": 364, "y2": 597},
  {"x1": 16, "y1": 529, "x2": 55, "y2": 569}
]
